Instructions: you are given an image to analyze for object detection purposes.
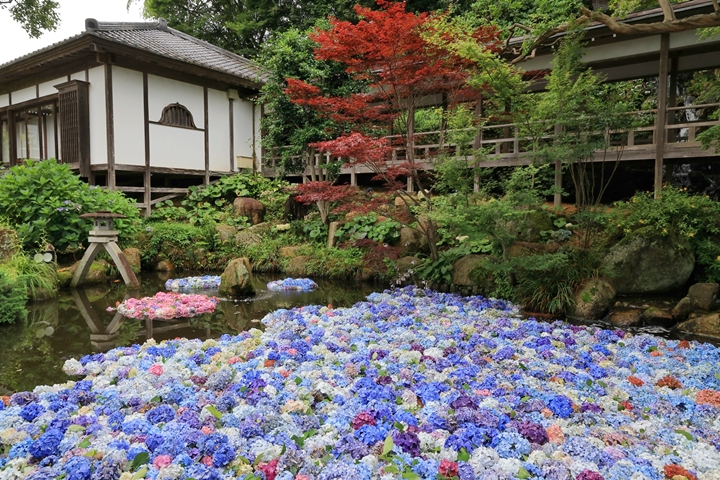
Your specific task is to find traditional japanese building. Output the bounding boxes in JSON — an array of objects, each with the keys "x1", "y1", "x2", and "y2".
[{"x1": 0, "y1": 18, "x2": 265, "y2": 212}]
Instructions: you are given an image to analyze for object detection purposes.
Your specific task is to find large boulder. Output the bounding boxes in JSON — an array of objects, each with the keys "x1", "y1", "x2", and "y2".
[
  {"x1": 279, "y1": 246, "x2": 303, "y2": 259},
  {"x1": 642, "y1": 307, "x2": 675, "y2": 327},
  {"x1": 215, "y1": 224, "x2": 238, "y2": 243},
  {"x1": 68, "y1": 261, "x2": 108, "y2": 286},
  {"x1": 676, "y1": 312, "x2": 720, "y2": 339},
  {"x1": 235, "y1": 229, "x2": 262, "y2": 247},
  {"x1": 399, "y1": 227, "x2": 427, "y2": 255},
  {"x1": 688, "y1": 282, "x2": 719, "y2": 311},
  {"x1": 286, "y1": 256, "x2": 310, "y2": 277},
  {"x1": 233, "y1": 197, "x2": 265, "y2": 225},
  {"x1": 452, "y1": 255, "x2": 488, "y2": 286},
  {"x1": 608, "y1": 308, "x2": 643, "y2": 328},
  {"x1": 122, "y1": 248, "x2": 141, "y2": 274},
  {"x1": 396, "y1": 256, "x2": 420, "y2": 275},
  {"x1": 518, "y1": 210, "x2": 553, "y2": 242},
  {"x1": 671, "y1": 297, "x2": 693, "y2": 321},
  {"x1": 567, "y1": 278, "x2": 616, "y2": 320},
  {"x1": 602, "y1": 227, "x2": 695, "y2": 294},
  {"x1": 219, "y1": 257, "x2": 255, "y2": 297}
]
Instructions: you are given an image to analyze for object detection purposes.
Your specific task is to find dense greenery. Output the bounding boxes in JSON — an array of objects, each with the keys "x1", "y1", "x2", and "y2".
[
  {"x1": 0, "y1": 270, "x2": 27, "y2": 324},
  {"x1": 1, "y1": 0, "x2": 59, "y2": 37},
  {"x1": 0, "y1": 160, "x2": 139, "y2": 252}
]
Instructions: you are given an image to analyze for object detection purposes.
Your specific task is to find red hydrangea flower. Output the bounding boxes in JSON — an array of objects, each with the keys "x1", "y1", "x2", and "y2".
[
  {"x1": 663, "y1": 464, "x2": 697, "y2": 480},
  {"x1": 438, "y1": 459, "x2": 458, "y2": 478}
]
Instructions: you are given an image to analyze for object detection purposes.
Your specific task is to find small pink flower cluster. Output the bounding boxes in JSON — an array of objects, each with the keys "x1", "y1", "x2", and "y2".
[{"x1": 112, "y1": 291, "x2": 218, "y2": 320}]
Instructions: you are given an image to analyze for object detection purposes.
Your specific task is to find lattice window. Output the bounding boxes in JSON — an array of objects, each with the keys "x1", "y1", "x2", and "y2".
[{"x1": 159, "y1": 103, "x2": 197, "y2": 129}]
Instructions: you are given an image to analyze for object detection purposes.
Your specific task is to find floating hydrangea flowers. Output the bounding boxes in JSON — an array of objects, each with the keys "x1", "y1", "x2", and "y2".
[
  {"x1": 2, "y1": 287, "x2": 720, "y2": 480},
  {"x1": 267, "y1": 278, "x2": 318, "y2": 292},
  {"x1": 111, "y1": 291, "x2": 218, "y2": 319},
  {"x1": 165, "y1": 275, "x2": 222, "y2": 292}
]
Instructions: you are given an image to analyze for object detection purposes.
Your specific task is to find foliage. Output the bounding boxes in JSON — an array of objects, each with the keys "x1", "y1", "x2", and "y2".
[
  {"x1": 0, "y1": 252, "x2": 57, "y2": 302},
  {"x1": 687, "y1": 69, "x2": 720, "y2": 153},
  {"x1": 298, "y1": 244, "x2": 364, "y2": 278},
  {"x1": 335, "y1": 214, "x2": 401, "y2": 244},
  {"x1": 181, "y1": 173, "x2": 290, "y2": 222},
  {"x1": 0, "y1": 270, "x2": 27, "y2": 324},
  {"x1": 354, "y1": 239, "x2": 402, "y2": 279},
  {"x1": 1, "y1": 0, "x2": 59, "y2": 38},
  {"x1": 0, "y1": 160, "x2": 140, "y2": 252},
  {"x1": 138, "y1": 222, "x2": 216, "y2": 270},
  {"x1": 414, "y1": 243, "x2": 485, "y2": 285},
  {"x1": 150, "y1": 200, "x2": 250, "y2": 229},
  {"x1": 295, "y1": 217, "x2": 328, "y2": 243},
  {"x1": 608, "y1": 186, "x2": 720, "y2": 283}
]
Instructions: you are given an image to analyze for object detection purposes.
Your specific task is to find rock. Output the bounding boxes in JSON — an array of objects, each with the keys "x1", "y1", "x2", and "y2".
[
  {"x1": 518, "y1": 210, "x2": 553, "y2": 242},
  {"x1": 275, "y1": 223, "x2": 291, "y2": 231},
  {"x1": 452, "y1": 255, "x2": 488, "y2": 286},
  {"x1": 155, "y1": 260, "x2": 174, "y2": 272},
  {"x1": 279, "y1": 246, "x2": 303, "y2": 259},
  {"x1": 688, "y1": 282, "x2": 719, "y2": 311},
  {"x1": 396, "y1": 256, "x2": 420, "y2": 275},
  {"x1": 608, "y1": 308, "x2": 643, "y2": 328},
  {"x1": 286, "y1": 256, "x2": 310, "y2": 277},
  {"x1": 68, "y1": 260, "x2": 108, "y2": 285},
  {"x1": 676, "y1": 312, "x2": 720, "y2": 339},
  {"x1": 602, "y1": 227, "x2": 695, "y2": 294},
  {"x1": 235, "y1": 229, "x2": 262, "y2": 247},
  {"x1": 215, "y1": 224, "x2": 238, "y2": 243},
  {"x1": 285, "y1": 193, "x2": 310, "y2": 221},
  {"x1": 28, "y1": 286, "x2": 57, "y2": 302},
  {"x1": 399, "y1": 227, "x2": 427, "y2": 255},
  {"x1": 642, "y1": 307, "x2": 675, "y2": 327},
  {"x1": 567, "y1": 278, "x2": 616, "y2": 320},
  {"x1": 233, "y1": 197, "x2": 266, "y2": 225},
  {"x1": 328, "y1": 221, "x2": 342, "y2": 248},
  {"x1": 219, "y1": 257, "x2": 255, "y2": 297},
  {"x1": 356, "y1": 268, "x2": 374, "y2": 281},
  {"x1": 122, "y1": 248, "x2": 141, "y2": 274},
  {"x1": 57, "y1": 269, "x2": 73, "y2": 288},
  {"x1": 394, "y1": 196, "x2": 406, "y2": 207},
  {"x1": 671, "y1": 297, "x2": 693, "y2": 321},
  {"x1": 0, "y1": 226, "x2": 19, "y2": 261},
  {"x1": 248, "y1": 222, "x2": 272, "y2": 235}
]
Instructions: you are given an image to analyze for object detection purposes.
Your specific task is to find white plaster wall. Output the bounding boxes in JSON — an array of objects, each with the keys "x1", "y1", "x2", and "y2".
[
  {"x1": 88, "y1": 66, "x2": 107, "y2": 165},
  {"x1": 38, "y1": 77, "x2": 66, "y2": 97},
  {"x1": 71, "y1": 71, "x2": 85, "y2": 81},
  {"x1": 149, "y1": 124, "x2": 204, "y2": 169},
  {"x1": 112, "y1": 67, "x2": 145, "y2": 166},
  {"x1": 45, "y1": 114, "x2": 57, "y2": 159},
  {"x1": 147, "y1": 74, "x2": 204, "y2": 126},
  {"x1": 208, "y1": 88, "x2": 230, "y2": 172},
  {"x1": 254, "y1": 104, "x2": 262, "y2": 171},
  {"x1": 13, "y1": 86, "x2": 36, "y2": 104},
  {"x1": 0, "y1": 94, "x2": 8, "y2": 108},
  {"x1": 234, "y1": 99, "x2": 254, "y2": 158}
]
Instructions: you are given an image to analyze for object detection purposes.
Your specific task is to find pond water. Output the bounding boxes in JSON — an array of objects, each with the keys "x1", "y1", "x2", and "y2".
[{"x1": 0, "y1": 273, "x2": 380, "y2": 394}]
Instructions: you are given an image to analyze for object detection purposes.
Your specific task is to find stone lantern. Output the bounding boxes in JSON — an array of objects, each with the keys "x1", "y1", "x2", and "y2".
[{"x1": 71, "y1": 211, "x2": 140, "y2": 288}]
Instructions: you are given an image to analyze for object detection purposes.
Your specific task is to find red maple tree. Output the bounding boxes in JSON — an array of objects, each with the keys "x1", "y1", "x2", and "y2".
[{"x1": 287, "y1": 1, "x2": 504, "y2": 259}]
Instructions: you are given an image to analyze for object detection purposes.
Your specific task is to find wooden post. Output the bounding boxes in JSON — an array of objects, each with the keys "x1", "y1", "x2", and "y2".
[
  {"x1": 473, "y1": 96, "x2": 483, "y2": 193},
  {"x1": 350, "y1": 166, "x2": 357, "y2": 186},
  {"x1": 667, "y1": 56, "x2": 678, "y2": 143},
  {"x1": 143, "y1": 73, "x2": 151, "y2": 217},
  {"x1": 203, "y1": 87, "x2": 209, "y2": 185},
  {"x1": 654, "y1": 33, "x2": 670, "y2": 199},
  {"x1": 105, "y1": 63, "x2": 116, "y2": 190}
]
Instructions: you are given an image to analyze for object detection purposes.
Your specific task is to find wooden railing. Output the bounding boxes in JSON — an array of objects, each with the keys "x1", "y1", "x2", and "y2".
[{"x1": 261, "y1": 103, "x2": 720, "y2": 178}]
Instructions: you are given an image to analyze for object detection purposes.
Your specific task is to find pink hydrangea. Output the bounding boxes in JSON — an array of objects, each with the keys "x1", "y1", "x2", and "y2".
[
  {"x1": 148, "y1": 364, "x2": 164, "y2": 376},
  {"x1": 153, "y1": 455, "x2": 172, "y2": 468},
  {"x1": 112, "y1": 292, "x2": 218, "y2": 320}
]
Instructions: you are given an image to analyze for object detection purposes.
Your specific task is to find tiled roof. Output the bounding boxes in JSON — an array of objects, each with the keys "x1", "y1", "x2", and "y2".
[
  {"x1": 88, "y1": 19, "x2": 267, "y2": 84},
  {"x1": 0, "y1": 18, "x2": 266, "y2": 86}
]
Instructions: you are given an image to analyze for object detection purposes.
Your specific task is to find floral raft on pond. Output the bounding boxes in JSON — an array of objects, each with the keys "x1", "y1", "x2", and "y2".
[
  {"x1": 267, "y1": 277, "x2": 318, "y2": 292},
  {"x1": 3, "y1": 288, "x2": 720, "y2": 480},
  {"x1": 165, "y1": 275, "x2": 222, "y2": 292},
  {"x1": 111, "y1": 292, "x2": 218, "y2": 320}
]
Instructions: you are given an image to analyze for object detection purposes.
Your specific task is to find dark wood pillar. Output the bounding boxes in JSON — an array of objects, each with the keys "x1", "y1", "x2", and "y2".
[
  {"x1": 654, "y1": 33, "x2": 670, "y2": 199},
  {"x1": 667, "y1": 56, "x2": 679, "y2": 143},
  {"x1": 105, "y1": 63, "x2": 116, "y2": 189},
  {"x1": 229, "y1": 97, "x2": 235, "y2": 172},
  {"x1": 203, "y1": 87, "x2": 209, "y2": 185}
]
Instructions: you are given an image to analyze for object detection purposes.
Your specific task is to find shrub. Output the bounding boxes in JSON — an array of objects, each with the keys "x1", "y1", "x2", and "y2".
[
  {"x1": 0, "y1": 253, "x2": 57, "y2": 304},
  {"x1": 0, "y1": 270, "x2": 27, "y2": 324},
  {"x1": 137, "y1": 222, "x2": 216, "y2": 270},
  {"x1": 0, "y1": 160, "x2": 140, "y2": 252},
  {"x1": 335, "y1": 213, "x2": 401, "y2": 244}
]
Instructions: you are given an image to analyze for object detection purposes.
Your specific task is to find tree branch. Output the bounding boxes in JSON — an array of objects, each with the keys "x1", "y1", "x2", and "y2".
[
  {"x1": 657, "y1": 0, "x2": 677, "y2": 21},
  {"x1": 580, "y1": 7, "x2": 720, "y2": 35}
]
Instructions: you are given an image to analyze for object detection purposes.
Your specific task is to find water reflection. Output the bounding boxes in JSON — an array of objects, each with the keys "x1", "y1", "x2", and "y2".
[{"x1": 0, "y1": 272, "x2": 379, "y2": 393}]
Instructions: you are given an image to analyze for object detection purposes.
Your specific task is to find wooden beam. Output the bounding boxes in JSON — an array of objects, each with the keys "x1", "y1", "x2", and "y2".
[
  {"x1": 143, "y1": 72, "x2": 151, "y2": 217},
  {"x1": 655, "y1": 33, "x2": 670, "y2": 198},
  {"x1": 105, "y1": 63, "x2": 116, "y2": 190},
  {"x1": 229, "y1": 97, "x2": 235, "y2": 172}
]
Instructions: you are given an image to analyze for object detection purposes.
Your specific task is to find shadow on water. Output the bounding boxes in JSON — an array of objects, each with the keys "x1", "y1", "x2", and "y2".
[{"x1": 0, "y1": 272, "x2": 379, "y2": 393}]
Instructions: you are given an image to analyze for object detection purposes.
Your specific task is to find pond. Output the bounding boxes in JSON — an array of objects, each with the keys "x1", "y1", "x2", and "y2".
[{"x1": 0, "y1": 272, "x2": 380, "y2": 394}]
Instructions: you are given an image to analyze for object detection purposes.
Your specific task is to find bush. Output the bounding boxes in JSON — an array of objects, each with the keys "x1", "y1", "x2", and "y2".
[
  {"x1": 607, "y1": 186, "x2": 720, "y2": 283},
  {"x1": 0, "y1": 270, "x2": 27, "y2": 324},
  {"x1": 0, "y1": 160, "x2": 140, "y2": 252},
  {"x1": 335, "y1": 213, "x2": 401, "y2": 244},
  {"x1": 138, "y1": 222, "x2": 216, "y2": 270}
]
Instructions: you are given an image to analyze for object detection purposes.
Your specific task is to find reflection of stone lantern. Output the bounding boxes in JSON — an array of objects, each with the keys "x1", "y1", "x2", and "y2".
[{"x1": 71, "y1": 211, "x2": 140, "y2": 288}]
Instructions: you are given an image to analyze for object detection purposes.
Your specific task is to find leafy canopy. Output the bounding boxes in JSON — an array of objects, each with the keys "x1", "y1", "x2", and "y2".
[{"x1": 1, "y1": 0, "x2": 59, "y2": 38}]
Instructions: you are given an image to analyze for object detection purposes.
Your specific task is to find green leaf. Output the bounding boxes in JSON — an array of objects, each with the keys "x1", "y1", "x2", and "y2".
[
  {"x1": 585, "y1": 379, "x2": 593, "y2": 387},
  {"x1": 714, "y1": 373, "x2": 720, "y2": 381},
  {"x1": 132, "y1": 466, "x2": 148, "y2": 480},
  {"x1": 457, "y1": 448, "x2": 470, "y2": 462},
  {"x1": 402, "y1": 472, "x2": 420, "y2": 480},
  {"x1": 516, "y1": 467, "x2": 532, "y2": 479},
  {"x1": 205, "y1": 405, "x2": 223, "y2": 420},
  {"x1": 385, "y1": 465, "x2": 400, "y2": 474},
  {"x1": 394, "y1": 421, "x2": 405, "y2": 432},
  {"x1": 150, "y1": 395, "x2": 161, "y2": 403},
  {"x1": 78, "y1": 438, "x2": 91, "y2": 448},
  {"x1": 131, "y1": 452, "x2": 150, "y2": 471},
  {"x1": 382, "y1": 434, "x2": 394, "y2": 456},
  {"x1": 295, "y1": 377, "x2": 303, "y2": 385},
  {"x1": 67, "y1": 425, "x2": 86, "y2": 432},
  {"x1": 675, "y1": 429, "x2": 695, "y2": 441}
]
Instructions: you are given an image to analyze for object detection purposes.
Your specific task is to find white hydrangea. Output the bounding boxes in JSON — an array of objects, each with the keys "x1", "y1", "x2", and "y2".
[
  {"x1": 157, "y1": 464, "x2": 184, "y2": 480},
  {"x1": 62, "y1": 358, "x2": 84, "y2": 375}
]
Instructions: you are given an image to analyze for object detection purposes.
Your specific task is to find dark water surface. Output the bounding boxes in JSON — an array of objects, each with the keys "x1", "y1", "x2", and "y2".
[{"x1": 0, "y1": 273, "x2": 379, "y2": 394}]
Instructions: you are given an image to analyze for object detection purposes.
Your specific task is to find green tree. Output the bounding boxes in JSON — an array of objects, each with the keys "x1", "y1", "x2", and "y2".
[{"x1": 1, "y1": 0, "x2": 59, "y2": 37}]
